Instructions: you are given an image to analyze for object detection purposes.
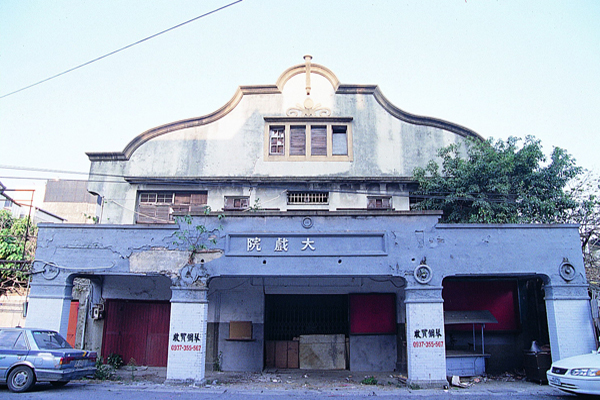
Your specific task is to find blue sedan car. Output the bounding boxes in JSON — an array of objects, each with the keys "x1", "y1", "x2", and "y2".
[{"x1": 0, "y1": 327, "x2": 97, "y2": 392}]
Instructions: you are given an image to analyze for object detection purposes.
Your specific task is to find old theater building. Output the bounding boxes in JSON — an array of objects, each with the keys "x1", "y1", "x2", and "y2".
[{"x1": 27, "y1": 57, "x2": 595, "y2": 388}]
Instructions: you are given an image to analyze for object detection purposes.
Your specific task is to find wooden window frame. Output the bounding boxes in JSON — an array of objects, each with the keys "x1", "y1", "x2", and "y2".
[
  {"x1": 269, "y1": 126, "x2": 285, "y2": 156},
  {"x1": 137, "y1": 191, "x2": 208, "y2": 224},
  {"x1": 264, "y1": 117, "x2": 353, "y2": 162},
  {"x1": 367, "y1": 196, "x2": 393, "y2": 210},
  {"x1": 224, "y1": 196, "x2": 250, "y2": 211},
  {"x1": 228, "y1": 321, "x2": 253, "y2": 341}
]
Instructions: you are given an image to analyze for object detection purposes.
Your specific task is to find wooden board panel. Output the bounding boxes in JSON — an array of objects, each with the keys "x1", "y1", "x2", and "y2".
[
  {"x1": 275, "y1": 341, "x2": 288, "y2": 368},
  {"x1": 265, "y1": 341, "x2": 276, "y2": 368},
  {"x1": 287, "y1": 340, "x2": 299, "y2": 369}
]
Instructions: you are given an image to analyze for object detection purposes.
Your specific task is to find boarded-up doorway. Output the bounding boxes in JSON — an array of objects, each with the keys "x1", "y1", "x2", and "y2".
[
  {"x1": 264, "y1": 295, "x2": 348, "y2": 369},
  {"x1": 102, "y1": 300, "x2": 170, "y2": 366}
]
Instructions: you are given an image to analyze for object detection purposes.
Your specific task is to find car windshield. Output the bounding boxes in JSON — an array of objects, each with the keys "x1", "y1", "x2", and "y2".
[{"x1": 32, "y1": 330, "x2": 72, "y2": 350}]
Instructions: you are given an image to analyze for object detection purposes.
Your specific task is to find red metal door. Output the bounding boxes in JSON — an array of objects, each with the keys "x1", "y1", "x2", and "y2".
[{"x1": 102, "y1": 300, "x2": 170, "y2": 366}]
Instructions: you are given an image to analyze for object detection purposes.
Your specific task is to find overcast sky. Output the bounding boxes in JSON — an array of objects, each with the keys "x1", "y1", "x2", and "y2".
[{"x1": 1, "y1": 0, "x2": 598, "y2": 189}]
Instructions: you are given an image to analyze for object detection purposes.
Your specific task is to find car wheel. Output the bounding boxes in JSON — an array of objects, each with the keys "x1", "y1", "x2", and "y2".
[
  {"x1": 50, "y1": 381, "x2": 69, "y2": 387},
  {"x1": 7, "y1": 366, "x2": 36, "y2": 393}
]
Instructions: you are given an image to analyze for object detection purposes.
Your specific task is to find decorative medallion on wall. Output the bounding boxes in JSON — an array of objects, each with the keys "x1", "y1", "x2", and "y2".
[
  {"x1": 41, "y1": 263, "x2": 60, "y2": 280},
  {"x1": 559, "y1": 260, "x2": 576, "y2": 282},
  {"x1": 414, "y1": 264, "x2": 433, "y2": 284},
  {"x1": 301, "y1": 217, "x2": 313, "y2": 229},
  {"x1": 286, "y1": 98, "x2": 331, "y2": 117}
]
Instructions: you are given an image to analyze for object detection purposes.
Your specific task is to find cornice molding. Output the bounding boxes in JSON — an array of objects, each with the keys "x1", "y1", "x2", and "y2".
[
  {"x1": 371, "y1": 87, "x2": 483, "y2": 140},
  {"x1": 87, "y1": 85, "x2": 280, "y2": 162}
]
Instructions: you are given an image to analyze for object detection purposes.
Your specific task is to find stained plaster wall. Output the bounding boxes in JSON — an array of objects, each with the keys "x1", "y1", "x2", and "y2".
[
  {"x1": 88, "y1": 73, "x2": 467, "y2": 224},
  {"x1": 33, "y1": 215, "x2": 587, "y2": 290},
  {"x1": 30, "y1": 214, "x2": 594, "y2": 374},
  {"x1": 101, "y1": 275, "x2": 172, "y2": 301}
]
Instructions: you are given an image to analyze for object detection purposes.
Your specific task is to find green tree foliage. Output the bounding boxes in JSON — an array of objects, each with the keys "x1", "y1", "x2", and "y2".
[
  {"x1": 564, "y1": 171, "x2": 600, "y2": 282},
  {"x1": 172, "y1": 206, "x2": 224, "y2": 264},
  {"x1": 0, "y1": 210, "x2": 37, "y2": 294},
  {"x1": 411, "y1": 136, "x2": 581, "y2": 223}
]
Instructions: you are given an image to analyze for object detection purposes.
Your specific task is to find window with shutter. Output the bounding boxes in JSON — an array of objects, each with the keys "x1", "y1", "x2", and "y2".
[
  {"x1": 224, "y1": 196, "x2": 250, "y2": 210},
  {"x1": 190, "y1": 193, "x2": 208, "y2": 205},
  {"x1": 367, "y1": 196, "x2": 392, "y2": 210},
  {"x1": 174, "y1": 193, "x2": 191, "y2": 204},
  {"x1": 137, "y1": 191, "x2": 208, "y2": 223},
  {"x1": 137, "y1": 204, "x2": 162, "y2": 224},
  {"x1": 311, "y1": 126, "x2": 327, "y2": 156},
  {"x1": 264, "y1": 118, "x2": 352, "y2": 162},
  {"x1": 289, "y1": 126, "x2": 306, "y2": 156}
]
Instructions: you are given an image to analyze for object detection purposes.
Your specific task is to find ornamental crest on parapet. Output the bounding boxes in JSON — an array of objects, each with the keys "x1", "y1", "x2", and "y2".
[{"x1": 286, "y1": 55, "x2": 332, "y2": 117}]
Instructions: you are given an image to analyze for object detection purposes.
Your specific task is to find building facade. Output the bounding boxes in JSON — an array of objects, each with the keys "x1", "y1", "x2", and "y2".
[{"x1": 27, "y1": 57, "x2": 595, "y2": 387}]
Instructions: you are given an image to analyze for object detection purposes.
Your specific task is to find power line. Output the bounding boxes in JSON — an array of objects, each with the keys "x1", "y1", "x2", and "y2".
[
  {"x1": 0, "y1": 0, "x2": 244, "y2": 100},
  {"x1": 0, "y1": 165, "x2": 538, "y2": 204}
]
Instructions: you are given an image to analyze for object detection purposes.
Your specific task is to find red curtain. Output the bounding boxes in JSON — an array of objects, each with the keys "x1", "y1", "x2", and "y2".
[
  {"x1": 443, "y1": 280, "x2": 519, "y2": 331},
  {"x1": 350, "y1": 294, "x2": 396, "y2": 334}
]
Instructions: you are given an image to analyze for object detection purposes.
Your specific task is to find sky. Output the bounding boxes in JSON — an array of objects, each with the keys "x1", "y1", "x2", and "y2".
[{"x1": 1, "y1": 0, "x2": 599, "y2": 193}]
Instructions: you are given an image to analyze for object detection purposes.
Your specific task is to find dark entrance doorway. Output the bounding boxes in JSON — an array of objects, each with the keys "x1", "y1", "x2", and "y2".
[
  {"x1": 442, "y1": 277, "x2": 550, "y2": 374},
  {"x1": 102, "y1": 300, "x2": 170, "y2": 367},
  {"x1": 264, "y1": 294, "x2": 349, "y2": 368}
]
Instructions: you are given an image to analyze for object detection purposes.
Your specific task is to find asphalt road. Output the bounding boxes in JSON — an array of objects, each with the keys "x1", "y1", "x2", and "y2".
[{"x1": 0, "y1": 381, "x2": 582, "y2": 400}]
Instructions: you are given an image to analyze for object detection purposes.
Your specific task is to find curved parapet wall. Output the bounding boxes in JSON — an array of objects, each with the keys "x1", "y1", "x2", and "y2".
[{"x1": 87, "y1": 61, "x2": 481, "y2": 162}]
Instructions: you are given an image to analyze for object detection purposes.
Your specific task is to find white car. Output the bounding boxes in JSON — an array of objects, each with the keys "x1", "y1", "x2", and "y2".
[{"x1": 547, "y1": 350, "x2": 600, "y2": 396}]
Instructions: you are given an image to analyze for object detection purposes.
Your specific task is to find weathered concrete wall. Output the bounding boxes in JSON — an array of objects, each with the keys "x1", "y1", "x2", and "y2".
[
  {"x1": 350, "y1": 335, "x2": 397, "y2": 371},
  {"x1": 30, "y1": 214, "x2": 593, "y2": 385},
  {"x1": 87, "y1": 71, "x2": 471, "y2": 224},
  {"x1": 217, "y1": 323, "x2": 264, "y2": 372},
  {"x1": 207, "y1": 279, "x2": 264, "y2": 372},
  {"x1": 102, "y1": 275, "x2": 172, "y2": 301},
  {"x1": 32, "y1": 215, "x2": 587, "y2": 300}
]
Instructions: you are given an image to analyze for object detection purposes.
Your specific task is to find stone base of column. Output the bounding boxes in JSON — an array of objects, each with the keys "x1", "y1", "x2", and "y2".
[
  {"x1": 406, "y1": 379, "x2": 449, "y2": 390},
  {"x1": 405, "y1": 286, "x2": 447, "y2": 386},
  {"x1": 166, "y1": 286, "x2": 208, "y2": 382},
  {"x1": 164, "y1": 378, "x2": 206, "y2": 386}
]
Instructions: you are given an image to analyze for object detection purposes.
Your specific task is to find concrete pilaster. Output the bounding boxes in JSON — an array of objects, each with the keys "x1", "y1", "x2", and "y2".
[
  {"x1": 166, "y1": 286, "x2": 209, "y2": 383},
  {"x1": 405, "y1": 286, "x2": 447, "y2": 389},
  {"x1": 24, "y1": 280, "x2": 73, "y2": 336},
  {"x1": 545, "y1": 283, "x2": 596, "y2": 361}
]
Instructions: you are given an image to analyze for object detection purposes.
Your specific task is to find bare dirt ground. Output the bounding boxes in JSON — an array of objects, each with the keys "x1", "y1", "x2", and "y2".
[{"x1": 100, "y1": 367, "x2": 553, "y2": 395}]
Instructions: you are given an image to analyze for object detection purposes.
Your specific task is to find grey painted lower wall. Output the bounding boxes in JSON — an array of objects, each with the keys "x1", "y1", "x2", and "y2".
[
  {"x1": 29, "y1": 214, "x2": 595, "y2": 386},
  {"x1": 218, "y1": 322, "x2": 264, "y2": 372},
  {"x1": 350, "y1": 335, "x2": 397, "y2": 371}
]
